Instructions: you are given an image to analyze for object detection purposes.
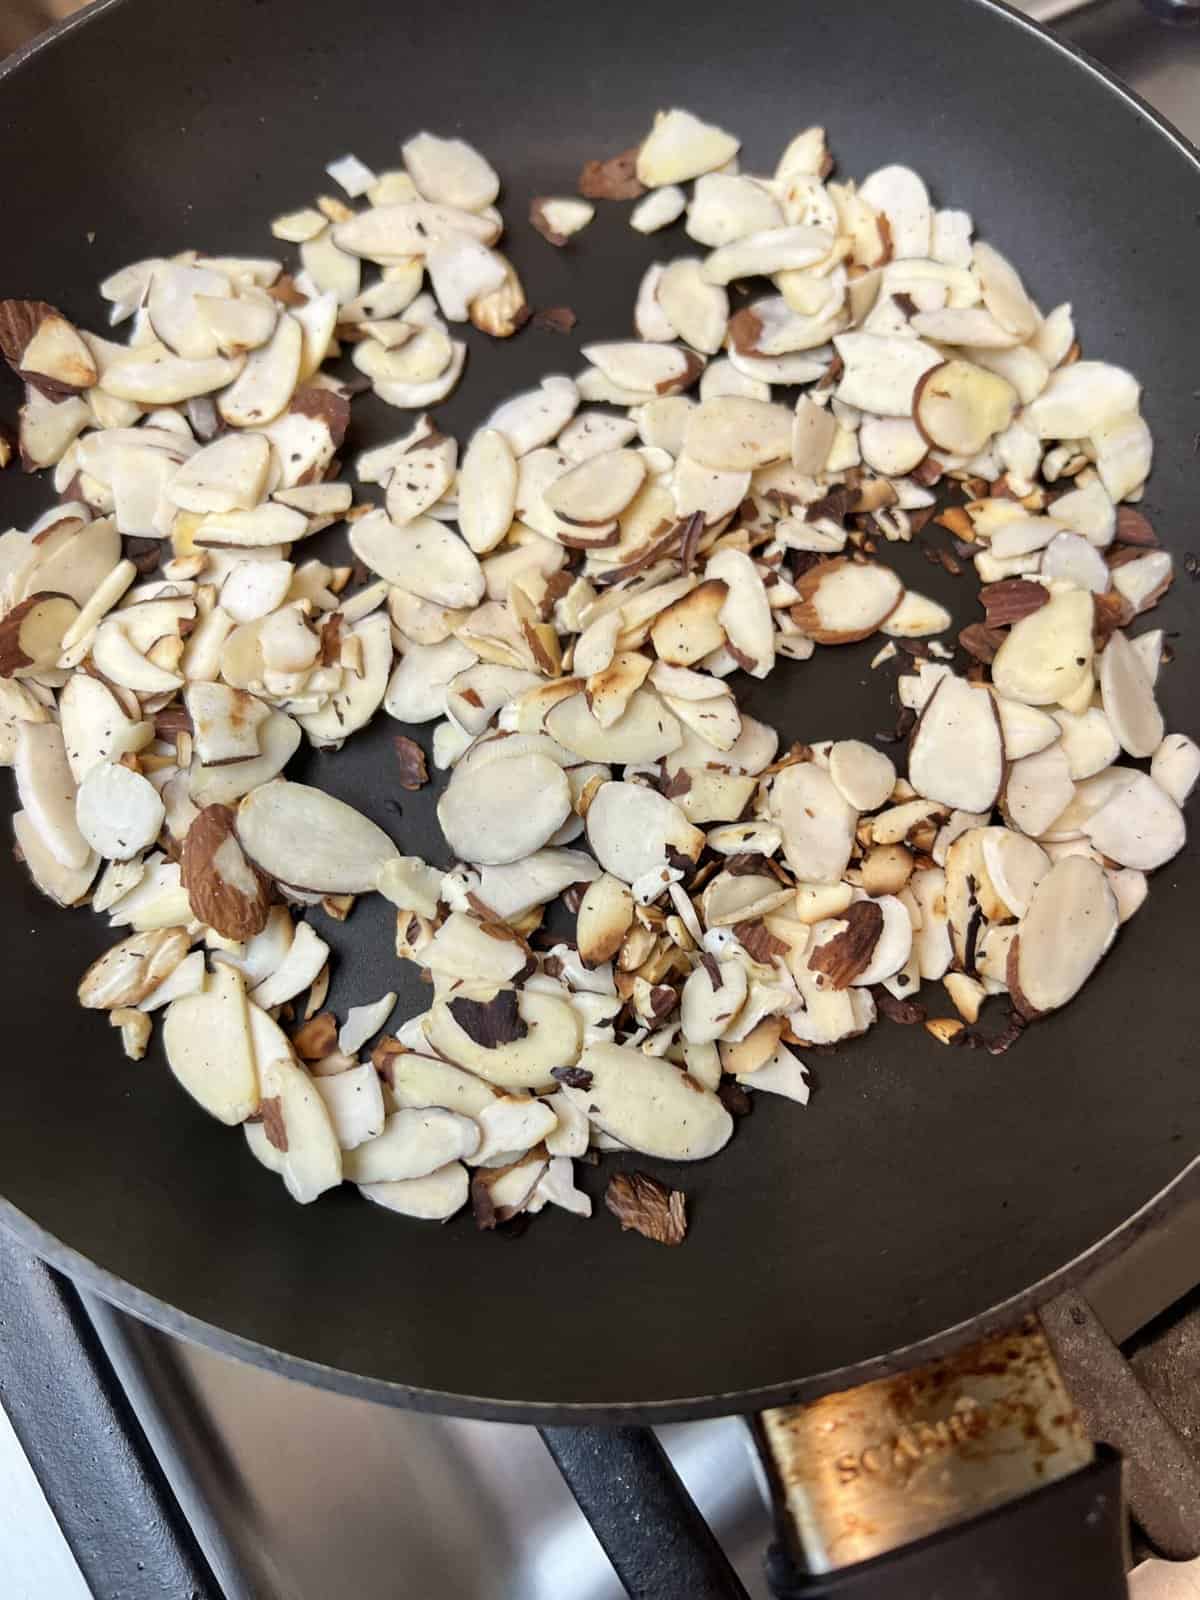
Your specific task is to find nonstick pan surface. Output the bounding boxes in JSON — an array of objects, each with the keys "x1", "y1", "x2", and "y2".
[{"x1": 1, "y1": 0, "x2": 1198, "y2": 1422}]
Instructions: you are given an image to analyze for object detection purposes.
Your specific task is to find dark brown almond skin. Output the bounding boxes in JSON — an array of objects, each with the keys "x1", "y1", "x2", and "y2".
[
  {"x1": 979, "y1": 578, "x2": 1048, "y2": 628},
  {"x1": 1006, "y1": 932, "x2": 1041, "y2": 1022},
  {"x1": 0, "y1": 591, "x2": 77, "y2": 677},
  {"x1": 181, "y1": 804, "x2": 273, "y2": 940},
  {"x1": 735, "y1": 919, "x2": 789, "y2": 963},
  {"x1": 577, "y1": 149, "x2": 644, "y2": 202},
  {"x1": 446, "y1": 989, "x2": 527, "y2": 1048},
  {"x1": 528, "y1": 199, "x2": 567, "y2": 248},
  {"x1": 293, "y1": 1012, "x2": 338, "y2": 1060},
  {"x1": 605, "y1": 1171, "x2": 687, "y2": 1245},
  {"x1": 392, "y1": 735, "x2": 428, "y2": 791},
  {"x1": 808, "y1": 901, "x2": 884, "y2": 989}
]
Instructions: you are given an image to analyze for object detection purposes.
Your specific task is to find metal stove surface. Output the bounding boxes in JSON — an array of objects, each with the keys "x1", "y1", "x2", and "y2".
[{"x1": 2, "y1": 3, "x2": 1200, "y2": 1598}]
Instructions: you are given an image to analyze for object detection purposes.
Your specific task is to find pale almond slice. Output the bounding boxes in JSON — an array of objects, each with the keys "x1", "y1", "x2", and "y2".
[
  {"x1": 880, "y1": 591, "x2": 952, "y2": 639},
  {"x1": 631, "y1": 186, "x2": 687, "y2": 234},
  {"x1": 1111, "y1": 550, "x2": 1172, "y2": 615},
  {"x1": 472, "y1": 1097, "x2": 558, "y2": 1166},
  {"x1": 660, "y1": 690, "x2": 741, "y2": 752},
  {"x1": 545, "y1": 688, "x2": 681, "y2": 763},
  {"x1": 728, "y1": 346, "x2": 830, "y2": 387},
  {"x1": 169, "y1": 432, "x2": 270, "y2": 514},
  {"x1": 487, "y1": 375, "x2": 579, "y2": 456},
  {"x1": 558, "y1": 411, "x2": 640, "y2": 464},
  {"x1": 219, "y1": 559, "x2": 295, "y2": 624},
  {"x1": 15, "y1": 720, "x2": 90, "y2": 870},
  {"x1": 575, "y1": 1041, "x2": 732, "y2": 1159},
  {"x1": 791, "y1": 557, "x2": 903, "y2": 644},
  {"x1": 680, "y1": 958, "x2": 748, "y2": 1045},
  {"x1": 185, "y1": 681, "x2": 271, "y2": 764},
  {"x1": 401, "y1": 132, "x2": 500, "y2": 211},
  {"x1": 426, "y1": 988, "x2": 581, "y2": 1091},
  {"x1": 990, "y1": 588, "x2": 1093, "y2": 707},
  {"x1": 1031, "y1": 303, "x2": 1076, "y2": 368},
  {"x1": 271, "y1": 207, "x2": 327, "y2": 243},
  {"x1": 545, "y1": 449, "x2": 647, "y2": 525},
  {"x1": 457, "y1": 428, "x2": 518, "y2": 554},
  {"x1": 384, "y1": 432, "x2": 458, "y2": 527},
  {"x1": 687, "y1": 173, "x2": 783, "y2": 248},
  {"x1": 970, "y1": 346, "x2": 1050, "y2": 409},
  {"x1": 582, "y1": 341, "x2": 702, "y2": 398},
  {"x1": 344, "y1": 1107, "x2": 479, "y2": 1184},
  {"x1": 636, "y1": 108, "x2": 740, "y2": 187},
  {"x1": 475, "y1": 848, "x2": 599, "y2": 919},
  {"x1": 14, "y1": 809, "x2": 97, "y2": 906},
  {"x1": 981, "y1": 827, "x2": 1050, "y2": 918},
  {"x1": 834, "y1": 332, "x2": 942, "y2": 417},
  {"x1": 683, "y1": 397, "x2": 792, "y2": 472},
  {"x1": 1040, "y1": 531, "x2": 1109, "y2": 591},
  {"x1": 909, "y1": 676, "x2": 1004, "y2": 812},
  {"x1": 828, "y1": 740, "x2": 896, "y2": 811},
  {"x1": 1151, "y1": 734, "x2": 1200, "y2": 807},
  {"x1": 237, "y1": 780, "x2": 397, "y2": 892},
  {"x1": 163, "y1": 962, "x2": 259, "y2": 1125},
  {"x1": 99, "y1": 343, "x2": 243, "y2": 405},
  {"x1": 910, "y1": 866, "x2": 953, "y2": 980},
  {"x1": 850, "y1": 895, "x2": 913, "y2": 986},
  {"x1": 987, "y1": 516, "x2": 1060, "y2": 560},
  {"x1": 1093, "y1": 411, "x2": 1153, "y2": 503},
  {"x1": 576, "y1": 369, "x2": 657, "y2": 407},
  {"x1": 586, "y1": 781, "x2": 703, "y2": 885},
  {"x1": 313, "y1": 1061, "x2": 386, "y2": 1152},
  {"x1": 973, "y1": 241, "x2": 1039, "y2": 340},
  {"x1": 0, "y1": 592, "x2": 79, "y2": 677},
  {"x1": 910, "y1": 306, "x2": 1022, "y2": 348},
  {"x1": 350, "y1": 510, "x2": 484, "y2": 608},
  {"x1": 384, "y1": 636, "x2": 477, "y2": 723},
  {"x1": 372, "y1": 340, "x2": 467, "y2": 409},
  {"x1": 656, "y1": 259, "x2": 728, "y2": 355},
  {"x1": 425, "y1": 236, "x2": 506, "y2": 322},
  {"x1": 633, "y1": 263, "x2": 678, "y2": 343},
  {"x1": 672, "y1": 455, "x2": 751, "y2": 526},
  {"x1": 216, "y1": 314, "x2": 301, "y2": 427},
  {"x1": 1098, "y1": 629, "x2": 1163, "y2": 760},
  {"x1": 530, "y1": 197, "x2": 595, "y2": 244},
  {"x1": 913, "y1": 359, "x2": 1017, "y2": 456},
  {"x1": 300, "y1": 232, "x2": 360, "y2": 306},
  {"x1": 1025, "y1": 361, "x2": 1140, "y2": 440},
  {"x1": 75, "y1": 761, "x2": 165, "y2": 862},
  {"x1": 247, "y1": 919, "x2": 329, "y2": 1009},
  {"x1": 445, "y1": 663, "x2": 540, "y2": 735},
  {"x1": 1012, "y1": 856, "x2": 1118, "y2": 1018},
  {"x1": 190, "y1": 711, "x2": 301, "y2": 806},
  {"x1": 333, "y1": 200, "x2": 498, "y2": 259},
  {"x1": 18, "y1": 390, "x2": 91, "y2": 469},
  {"x1": 705, "y1": 548, "x2": 775, "y2": 678},
  {"x1": 1052, "y1": 706, "x2": 1120, "y2": 780},
  {"x1": 858, "y1": 165, "x2": 931, "y2": 258},
  {"x1": 358, "y1": 1164, "x2": 470, "y2": 1221},
  {"x1": 1083, "y1": 771, "x2": 1185, "y2": 871},
  {"x1": 1003, "y1": 742, "x2": 1075, "y2": 838},
  {"x1": 438, "y1": 752, "x2": 570, "y2": 865},
  {"x1": 353, "y1": 325, "x2": 453, "y2": 387},
  {"x1": 791, "y1": 396, "x2": 838, "y2": 474},
  {"x1": 702, "y1": 225, "x2": 833, "y2": 285},
  {"x1": 859, "y1": 416, "x2": 927, "y2": 477},
  {"x1": 772, "y1": 762, "x2": 857, "y2": 884}
]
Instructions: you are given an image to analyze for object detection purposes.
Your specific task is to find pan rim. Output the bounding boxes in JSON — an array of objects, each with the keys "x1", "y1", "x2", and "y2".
[{"x1": 1, "y1": 0, "x2": 1198, "y2": 1422}]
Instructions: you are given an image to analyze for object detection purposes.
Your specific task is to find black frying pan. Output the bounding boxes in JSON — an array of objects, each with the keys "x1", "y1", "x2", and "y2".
[{"x1": 1, "y1": 0, "x2": 1199, "y2": 1438}]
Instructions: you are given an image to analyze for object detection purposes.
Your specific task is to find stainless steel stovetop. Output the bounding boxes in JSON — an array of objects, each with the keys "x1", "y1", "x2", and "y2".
[{"x1": 2, "y1": 3, "x2": 1199, "y2": 1597}]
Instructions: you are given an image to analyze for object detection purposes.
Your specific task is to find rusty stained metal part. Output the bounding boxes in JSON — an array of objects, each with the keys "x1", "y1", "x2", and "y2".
[{"x1": 755, "y1": 1318, "x2": 1093, "y2": 1575}]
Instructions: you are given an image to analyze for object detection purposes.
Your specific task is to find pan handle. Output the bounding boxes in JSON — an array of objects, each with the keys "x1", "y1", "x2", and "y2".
[{"x1": 754, "y1": 1319, "x2": 1129, "y2": 1599}]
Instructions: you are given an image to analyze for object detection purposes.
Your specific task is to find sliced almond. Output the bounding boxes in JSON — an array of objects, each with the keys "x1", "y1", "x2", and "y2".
[
  {"x1": 650, "y1": 579, "x2": 728, "y2": 665},
  {"x1": 1098, "y1": 629, "x2": 1163, "y2": 760},
  {"x1": 438, "y1": 752, "x2": 571, "y2": 865},
  {"x1": 1026, "y1": 361, "x2": 1140, "y2": 440},
  {"x1": 458, "y1": 429, "x2": 518, "y2": 554},
  {"x1": 545, "y1": 450, "x2": 647, "y2": 525},
  {"x1": 576, "y1": 1041, "x2": 732, "y2": 1159},
  {"x1": 162, "y1": 961, "x2": 258, "y2": 1124},
  {"x1": 0, "y1": 592, "x2": 79, "y2": 677},
  {"x1": 1011, "y1": 856, "x2": 1118, "y2": 1018},
  {"x1": 586, "y1": 781, "x2": 703, "y2": 886},
  {"x1": 656, "y1": 259, "x2": 729, "y2": 355},
  {"x1": 828, "y1": 740, "x2": 896, "y2": 812},
  {"x1": 1003, "y1": 742, "x2": 1075, "y2": 838},
  {"x1": 636, "y1": 108, "x2": 739, "y2": 187},
  {"x1": 913, "y1": 359, "x2": 1017, "y2": 456},
  {"x1": 683, "y1": 397, "x2": 791, "y2": 472},
  {"x1": 181, "y1": 803, "x2": 272, "y2": 939},
  {"x1": 990, "y1": 587, "x2": 1093, "y2": 707},
  {"x1": 834, "y1": 332, "x2": 941, "y2": 416},
  {"x1": 1151, "y1": 734, "x2": 1200, "y2": 807},
  {"x1": 791, "y1": 557, "x2": 903, "y2": 644},
  {"x1": 582, "y1": 341, "x2": 702, "y2": 398},
  {"x1": 772, "y1": 762, "x2": 857, "y2": 884},
  {"x1": 487, "y1": 375, "x2": 579, "y2": 456},
  {"x1": 577, "y1": 874, "x2": 636, "y2": 966},
  {"x1": 426, "y1": 988, "x2": 581, "y2": 1091},
  {"x1": 401, "y1": 132, "x2": 499, "y2": 211},
  {"x1": 909, "y1": 676, "x2": 1004, "y2": 812},
  {"x1": 1083, "y1": 772, "x2": 1185, "y2": 871},
  {"x1": 350, "y1": 510, "x2": 484, "y2": 609},
  {"x1": 546, "y1": 688, "x2": 681, "y2": 763},
  {"x1": 703, "y1": 225, "x2": 833, "y2": 286},
  {"x1": 236, "y1": 780, "x2": 397, "y2": 892},
  {"x1": 75, "y1": 761, "x2": 165, "y2": 862}
]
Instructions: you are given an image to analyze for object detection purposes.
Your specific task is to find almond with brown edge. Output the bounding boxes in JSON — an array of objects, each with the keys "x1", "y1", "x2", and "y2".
[
  {"x1": 1010, "y1": 855, "x2": 1118, "y2": 1019},
  {"x1": 0, "y1": 300, "x2": 97, "y2": 398},
  {"x1": 650, "y1": 579, "x2": 728, "y2": 665},
  {"x1": 182, "y1": 804, "x2": 273, "y2": 939},
  {"x1": 908, "y1": 675, "x2": 1004, "y2": 813},
  {"x1": 913, "y1": 359, "x2": 1017, "y2": 457},
  {"x1": 790, "y1": 558, "x2": 904, "y2": 644},
  {"x1": 0, "y1": 592, "x2": 79, "y2": 677},
  {"x1": 576, "y1": 873, "x2": 636, "y2": 967},
  {"x1": 809, "y1": 901, "x2": 884, "y2": 989}
]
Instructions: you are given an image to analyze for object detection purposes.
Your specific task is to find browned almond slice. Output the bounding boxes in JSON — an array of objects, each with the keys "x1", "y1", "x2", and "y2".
[
  {"x1": 181, "y1": 803, "x2": 272, "y2": 938},
  {"x1": 577, "y1": 874, "x2": 636, "y2": 967},
  {"x1": 1011, "y1": 856, "x2": 1118, "y2": 1018},
  {"x1": 908, "y1": 676, "x2": 1004, "y2": 812},
  {"x1": 913, "y1": 359, "x2": 1017, "y2": 456},
  {"x1": 790, "y1": 557, "x2": 903, "y2": 644},
  {"x1": 544, "y1": 450, "x2": 647, "y2": 525},
  {"x1": 1098, "y1": 629, "x2": 1163, "y2": 760},
  {"x1": 683, "y1": 397, "x2": 792, "y2": 472},
  {"x1": 0, "y1": 299, "x2": 97, "y2": 396},
  {"x1": 650, "y1": 579, "x2": 728, "y2": 665}
]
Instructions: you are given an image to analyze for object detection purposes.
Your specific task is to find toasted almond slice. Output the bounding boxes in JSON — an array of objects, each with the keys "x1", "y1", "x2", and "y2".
[
  {"x1": 990, "y1": 587, "x2": 1093, "y2": 707},
  {"x1": 631, "y1": 186, "x2": 687, "y2": 234},
  {"x1": 577, "y1": 874, "x2": 636, "y2": 966},
  {"x1": 169, "y1": 433, "x2": 270, "y2": 514},
  {"x1": 438, "y1": 752, "x2": 570, "y2": 865},
  {"x1": 1151, "y1": 734, "x2": 1200, "y2": 807},
  {"x1": 858, "y1": 165, "x2": 931, "y2": 258},
  {"x1": 585, "y1": 650, "x2": 652, "y2": 727},
  {"x1": 402, "y1": 132, "x2": 499, "y2": 211},
  {"x1": 772, "y1": 762, "x2": 856, "y2": 884},
  {"x1": 236, "y1": 780, "x2": 397, "y2": 893},
  {"x1": 350, "y1": 510, "x2": 484, "y2": 609},
  {"x1": 683, "y1": 397, "x2": 792, "y2": 473},
  {"x1": 577, "y1": 1041, "x2": 732, "y2": 1159},
  {"x1": 828, "y1": 740, "x2": 896, "y2": 811},
  {"x1": 1003, "y1": 742, "x2": 1075, "y2": 838},
  {"x1": 636, "y1": 108, "x2": 739, "y2": 187},
  {"x1": 909, "y1": 676, "x2": 1004, "y2": 813},
  {"x1": 546, "y1": 688, "x2": 681, "y2": 763},
  {"x1": 162, "y1": 962, "x2": 258, "y2": 1125},
  {"x1": 487, "y1": 375, "x2": 579, "y2": 456},
  {"x1": 1026, "y1": 361, "x2": 1140, "y2": 440},
  {"x1": 1083, "y1": 771, "x2": 1185, "y2": 870},
  {"x1": 545, "y1": 449, "x2": 647, "y2": 526},
  {"x1": 426, "y1": 988, "x2": 581, "y2": 1092},
  {"x1": 650, "y1": 580, "x2": 728, "y2": 666},
  {"x1": 359, "y1": 1163, "x2": 470, "y2": 1220},
  {"x1": 791, "y1": 557, "x2": 903, "y2": 645},
  {"x1": 981, "y1": 827, "x2": 1050, "y2": 918},
  {"x1": 834, "y1": 332, "x2": 942, "y2": 417},
  {"x1": 2, "y1": 301, "x2": 98, "y2": 393},
  {"x1": 913, "y1": 359, "x2": 1017, "y2": 456},
  {"x1": 661, "y1": 689, "x2": 741, "y2": 751},
  {"x1": 190, "y1": 711, "x2": 301, "y2": 806},
  {"x1": 1098, "y1": 629, "x2": 1163, "y2": 760},
  {"x1": 1012, "y1": 856, "x2": 1118, "y2": 1018},
  {"x1": 586, "y1": 781, "x2": 703, "y2": 885},
  {"x1": 656, "y1": 259, "x2": 729, "y2": 355}
]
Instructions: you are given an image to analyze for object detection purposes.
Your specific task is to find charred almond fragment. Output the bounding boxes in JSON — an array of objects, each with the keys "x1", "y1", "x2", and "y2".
[
  {"x1": 1099, "y1": 629, "x2": 1163, "y2": 760},
  {"x1": 683, "y1": 398, "x2": 791, "y2": 472},
  {"x1": 0, "y1": 592, "x2": 79, "y2": 677},
  {"x1": 1011, "y1": 856, "x2": 1118, "y2": 1019},
  {"x1": 605, "y1": 1171, "x2": 687, "y2": 1245},
  {"x1": 790, "y1": 558, "x2": 903, "y2": 644},
  {"x1": 438, "y1": 753, "x2": 570, "y2": 865},
  {"x1": 236, "y1": 780, "x2": 397, "y2": 893},
  {"x1": 392, "y1": 735, "x2": 428, "y2": 791},
  {"x1": 650, "y1": 580, "x2": 728, "y2": 665},
  {"x1": 991, "y1": 588, "x2": 1093, "y2": 707},
  {"x1": 909, "y1": 677, "x2": 1004, "y2": 813},
  {"x1": 162, "y1": 962, "x2": 259, "y2": 1125},
  {"x1": 575, "y1": 1041, "x2": 732, "y2": 1159},
  {"x1": 913, "y1": 360, "x2": 1017, "y2": 457},
  {"x1": 772, "y1": 762, "x2": 857, "y2": 884},
  {"x1": 426, "y1": 988, "x2": 581, "y2": 1091},
  {"x1": 577, "y1": 874, "x2": 636, "y2": 966},
  {"x1": 586, "y1": 781, "x2": 704, "y2": 885},
  {"x1": 181, "y1": 804, "x2": 272, "y2": 939}
]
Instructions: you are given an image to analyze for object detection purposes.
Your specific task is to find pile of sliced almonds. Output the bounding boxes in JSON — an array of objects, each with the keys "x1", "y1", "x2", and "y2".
[{"x1": 0, "y1": 108, "x2": 1193, "y2": 1244}]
